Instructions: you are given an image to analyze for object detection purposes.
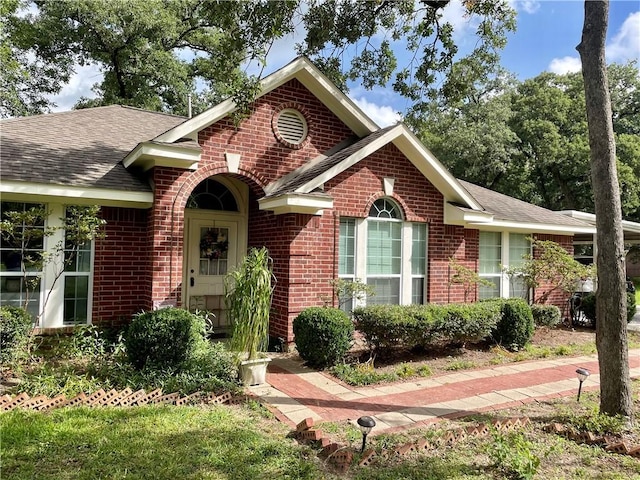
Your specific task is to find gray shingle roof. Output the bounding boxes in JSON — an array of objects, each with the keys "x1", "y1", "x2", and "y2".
[
  {"x1": 458, "y1": 180, "x2": 591, "y2": 228},
  {"x1": 0, "y1": 105, "x2": 186, "y2": 192},
  {"x1": 267, "y1": 126, "x2": 396, "y2": 196}
]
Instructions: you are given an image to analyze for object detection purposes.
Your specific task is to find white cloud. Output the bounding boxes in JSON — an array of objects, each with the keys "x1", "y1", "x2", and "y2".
[
  {"x1": 509, "y1": 0, "x2": 541, "y2": 15},
  {"x1": 548, "y1": 56, "x2": 582, "y2": 74},
  {"x1": 351, "y1": 96, "x2": 401, "y2": 127},
  {"x1": 50, "y1": 63, "x2": 102, "y2": 112},
  {"x1": 607, "y1": 11, "x2": 640, "y2": 63}
]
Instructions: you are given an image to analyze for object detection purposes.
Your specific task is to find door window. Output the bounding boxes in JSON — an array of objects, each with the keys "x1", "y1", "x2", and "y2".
[{"x1": 199, "y1": 227, "x2": 229, "y2": 276}]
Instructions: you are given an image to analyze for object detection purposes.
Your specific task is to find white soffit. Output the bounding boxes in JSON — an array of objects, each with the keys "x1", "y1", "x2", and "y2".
[
  {"x1": 1, "y1": 180, "x2": 153, "y2": 208},
  {"x1": 123, "y1": 142, "x2": 201, "y2": 171},
  {"x1": 258, "y1": 193, "x2": 333, "y2": 216},
  {"x1": 467, "y1": 219, "x2": 597, "y2": 235},
  {"x1": 558, "y1": 210, "x2": 640, "y2": 234},
  {"x1": 153, "y1": 57, "x2": 378, "y2": 144}
]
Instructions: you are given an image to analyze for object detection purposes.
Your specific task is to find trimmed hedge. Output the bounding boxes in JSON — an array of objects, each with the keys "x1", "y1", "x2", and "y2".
[
  {"x1": 0, "y1": 306, "x2": 33, "y2": 363},
  {"x1": 125, "y1": 307, "x2": 206, "y2": 370},
  {"x1": 580, "y1": 292, "x2": 636, "y2": 326},
  {"x1": 353, "y1": 302, "x2": 502, "y2": 352},
  {"x1": 293, "y1": 307, "x2": 354, "y2": 368},
  {"x1": 489, "y1": 298, "x2": 535, "y2": 351},
  {"x1": 531, "y1": 304, "x2": 561, "y2": 327}
]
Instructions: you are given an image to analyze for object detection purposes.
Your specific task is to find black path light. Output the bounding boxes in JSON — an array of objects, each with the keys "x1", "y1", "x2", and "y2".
[
  {"x1": 575, "y1": 368, "x2": 590, "y2": 402},
  {"x1": 357, "y1": 416, "x2": 376, "y2": 453}
]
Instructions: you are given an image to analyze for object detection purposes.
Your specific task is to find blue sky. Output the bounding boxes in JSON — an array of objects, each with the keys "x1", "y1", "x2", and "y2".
[{"x1": 50, "y1": 0, "x2": 639, "y2": 127}]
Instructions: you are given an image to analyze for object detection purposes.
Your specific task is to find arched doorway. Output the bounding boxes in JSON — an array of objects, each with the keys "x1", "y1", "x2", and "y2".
[{"x1": 183, "y1": 176, "x2": 248, "y2": 335}]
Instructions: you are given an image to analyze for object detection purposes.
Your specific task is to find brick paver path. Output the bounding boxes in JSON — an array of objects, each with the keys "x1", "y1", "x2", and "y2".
[{"x1": 250, "y1": 349, "x2": 640, "y2": 433}]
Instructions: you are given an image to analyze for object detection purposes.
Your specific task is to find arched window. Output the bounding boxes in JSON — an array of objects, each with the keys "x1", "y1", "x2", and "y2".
[
  {"x1": 339, "y1": 197, "x2": 427, "y2": 309},
  {"x1": 187, "y1": 179, "x2": 238, "y2": 211}
]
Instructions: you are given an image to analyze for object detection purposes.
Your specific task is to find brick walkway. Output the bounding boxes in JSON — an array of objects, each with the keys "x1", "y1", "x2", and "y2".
[{"x1": 250, "y1": 349, "x2": 640, "y2": 433}]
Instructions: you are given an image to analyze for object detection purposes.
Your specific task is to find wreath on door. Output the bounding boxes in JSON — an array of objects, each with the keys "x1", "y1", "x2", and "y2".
[{"x1": 200, "y1": 229, "x2": 229, "y2": 259}]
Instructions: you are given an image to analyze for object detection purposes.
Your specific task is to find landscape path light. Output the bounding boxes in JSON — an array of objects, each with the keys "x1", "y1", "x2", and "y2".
[
  {"x1": 575, "y1": 367, "x2": 590, "y2": 402},
  {"x1": 357, "y1": 416, "x2": 376, "y2": 453}
]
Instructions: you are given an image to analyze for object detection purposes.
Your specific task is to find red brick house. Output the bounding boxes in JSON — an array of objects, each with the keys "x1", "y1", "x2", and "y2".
[{"x1": 1, "y1": 57, "x2": 597, "y2": 341}]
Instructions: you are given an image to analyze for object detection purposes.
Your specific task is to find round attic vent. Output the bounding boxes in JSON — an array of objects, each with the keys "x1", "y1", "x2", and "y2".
[{"x1": 275, "y1": 108, "x2": 308, "y2": 147}]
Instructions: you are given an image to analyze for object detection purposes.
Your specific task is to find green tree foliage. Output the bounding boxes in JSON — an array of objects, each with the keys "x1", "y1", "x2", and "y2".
[
  {"x1": 413, "y1": 61, "x2": 640, "y2": 222},
  {"x1": 3, "y1": 0, "x2": 516, "y2": 117}
]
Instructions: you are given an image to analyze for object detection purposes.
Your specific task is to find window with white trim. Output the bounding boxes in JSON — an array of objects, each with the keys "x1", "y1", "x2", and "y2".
[
  {"x1": 0, "y1": 201, "x2": 45, "y2": 319},
  {"x1": 63, "y1": 208, "x2": 93, "y2": 325},
  {"x1": 338, "y1": 198, "x2": 428, "y2": 307},
  {"x1": 479, "y1": 231, "x2": 531, "y2": 300}
]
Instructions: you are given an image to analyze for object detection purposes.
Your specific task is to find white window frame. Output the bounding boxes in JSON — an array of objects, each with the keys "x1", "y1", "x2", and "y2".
[
  {"x1": 479, "y1": 230, "x2": 532, "y2": 300},
  {"x1": 339, "y1": 202, "x2": 428, "y2": 307}
]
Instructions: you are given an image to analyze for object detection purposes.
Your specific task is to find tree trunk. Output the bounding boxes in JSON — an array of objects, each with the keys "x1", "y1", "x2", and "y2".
[{"x1": 576, "y1": 0, "x2": 632, "y2": 420}]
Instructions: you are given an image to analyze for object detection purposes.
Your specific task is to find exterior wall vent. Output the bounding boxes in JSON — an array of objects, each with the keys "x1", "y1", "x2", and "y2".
[{"x1": 274, "y1": 108, "x2": 308, "y2": 148}]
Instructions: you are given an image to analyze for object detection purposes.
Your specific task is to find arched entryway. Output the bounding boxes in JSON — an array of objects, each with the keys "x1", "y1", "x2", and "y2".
[{"x1": 183, "y1": 176, "x2": 248, "y2": 335}]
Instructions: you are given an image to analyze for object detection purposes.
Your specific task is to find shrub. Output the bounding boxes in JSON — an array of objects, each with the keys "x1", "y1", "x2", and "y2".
[
  {"x1": 580, "y1": 291, "x2": 636, "y2": 325},
  {"x1": 353, "y1": 303, "x2": 500, "y2": 351},
  {"x1": 124, "y1": 307, "x2": 206, "y2": 370},
  {"x1": 490, "y1": 298, "x2": 534, "y2": 351},
  {"x1": 530, "y1": 304, "x2": 561, "y2": 327},
  {"x1": 293, "y1": 307, "x2": 354, "y2": 368},
  {"x1": 0, "y1": 306, "x2": 33, "y2": 364},
  {"x1": 352, "y1": 304, "x2": 426, "y2": 351},
  {"x1": 433, "y1": 302, "x2": 501, "y2": 346}
]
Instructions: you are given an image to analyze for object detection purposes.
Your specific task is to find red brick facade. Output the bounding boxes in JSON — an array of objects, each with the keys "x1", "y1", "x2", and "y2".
[{"x1": 88, "y1": 78, "x2": 575, "y2": 338}]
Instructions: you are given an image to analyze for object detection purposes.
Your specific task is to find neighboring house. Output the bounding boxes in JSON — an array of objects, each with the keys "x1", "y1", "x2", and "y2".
[{"x1": 1, "y1": 57, "x2": 598, "y2": 341}]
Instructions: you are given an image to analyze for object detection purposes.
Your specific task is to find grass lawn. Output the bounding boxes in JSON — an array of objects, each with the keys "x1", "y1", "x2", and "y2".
[{"x1": 1, "y1": 403, "x2": 334, "y2": 480}]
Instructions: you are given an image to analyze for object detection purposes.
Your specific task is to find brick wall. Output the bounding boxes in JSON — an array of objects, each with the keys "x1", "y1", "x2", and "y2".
[
  {"x1": 532, "y1": 234, "x2": 575, "y2": 310},
  {"x1": 92, "y1": 207, "x2": 151, "y2": 327}
]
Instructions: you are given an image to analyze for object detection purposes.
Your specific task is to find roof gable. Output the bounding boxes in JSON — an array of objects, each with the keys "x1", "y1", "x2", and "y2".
[{"x1": 153, "y1": 57, "x2": 378, "y2": 144}]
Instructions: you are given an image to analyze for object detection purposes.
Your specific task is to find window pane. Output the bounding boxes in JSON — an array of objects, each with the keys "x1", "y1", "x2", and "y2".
[
  {"x1": 367, "y1": 278, "x2": 400, "y2": 305},
  {"x1": 509, "y1": 275, "x2": 528, "y2": 300},
  {"x1": 64, "y1": 276, "x2": 89, "y2": 325},
  {"x1": 367, "y1": 221, "x2": 401, "y2": 275},
  {"x1": 509, "y1": 233, "x2": 530, "y2": 268},
  {"x1": 411, "y1": 224, "x2": 427, "y2": 275},
  {"x1": 1, "y1": 202, "x2": 45, "y2": 273},
  {"x1": 479, "y1": 277, "x2": 500, "y2": 300},
  {"x1": 479, "y1": 231, "x2": 501, "y2": 274},
  {"x1": 339, "y1": 219, "x2": 356, "y2": 276},
  {"x1": 412, "y1": 277, "x2": 424, "y2": 304},
  {"x1": 0, "y1": 276, "x2": 40, "y2": 318}
]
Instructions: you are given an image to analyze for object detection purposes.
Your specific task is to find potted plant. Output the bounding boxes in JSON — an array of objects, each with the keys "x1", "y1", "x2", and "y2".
[{"x1": 225, "y1": 246, "x2": 275, "y2": 385}]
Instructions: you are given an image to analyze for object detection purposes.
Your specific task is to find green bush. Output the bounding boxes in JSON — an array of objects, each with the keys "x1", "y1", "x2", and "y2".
[
  {"x1": 433, "y1": 302, "x2": 501, "y2": 346},
  {"x1": 293, "y1": 307, "x2": 354, "y2": 368},
  {"x1": 530, "y1": 304, "x2": 561, "y2": 327},
  {"x1": 580, "y1": 292, "x2": 636, "y2": 325},
  {"x1": 0, "y1": 306, "x2": 33, "y2": 364},
  {"x1": 125, "y1": 307, "x2": 206, "y2": 370},
  {"x1": 353, "y1": 303, "x2": 501, "y2": 351},
  {"x1": 352, "y1": 304, "x2": 429, "y2": 351},
  {"x1": 490, "y1": 298, "x2": 534, "y2": 351}
]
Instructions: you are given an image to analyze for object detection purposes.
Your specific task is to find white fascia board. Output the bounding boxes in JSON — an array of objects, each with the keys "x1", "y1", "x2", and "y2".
[
  {"x1": 558, "y1": 209, "x2": 640, "y2": 234},
  {"x1": 154, "y1": 57, "x2": 377, "y2": 144},
  {"x1": 1, "y1": 180, "x2": 153, "y2": 208},
  {"x1": 122, "y1": 142, "x2": 201, "y2": 171},
  {"x1": 296, "y1": 126, "x2": 403, "y2": 194},
  {"x1": 467, "y1": 220, "x2": 597, "y2": 235},
  {"x1": 258, "y1": 193, "x2": 333, "y2": 215},
  {"x1": 444, "y1": 203, "x2": 493, "y2": 225}
]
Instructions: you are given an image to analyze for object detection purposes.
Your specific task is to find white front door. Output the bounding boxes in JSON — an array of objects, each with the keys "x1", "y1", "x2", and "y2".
[{"x1": 185, "y1": 211, "x2": 246, "y2": 334}]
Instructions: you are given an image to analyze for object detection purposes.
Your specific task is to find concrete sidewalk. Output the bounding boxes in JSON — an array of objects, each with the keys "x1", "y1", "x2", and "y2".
[{"x1": 250, "y1": 348, "x2": 640, "y2": 434}]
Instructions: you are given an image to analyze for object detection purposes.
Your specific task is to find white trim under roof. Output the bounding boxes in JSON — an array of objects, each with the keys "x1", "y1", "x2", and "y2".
[
  {"x1": 466, "y1": 219, "x2": 596, "y2": 235},
  {"x1": 153, "y1": 57, "x2": 378, "y2": 144},
  {"x1": 558, "y1": 210, "x2": 640, "y2": 234},
  {"x1": 258, "y1": 193, "x2": 333, "y2": 215},
  {"x1": 123, "y1": 141, "x2": 201, "y2": 171},
  {"x1": 0, "y1": 180, "x2": 153, "y2": 208}
]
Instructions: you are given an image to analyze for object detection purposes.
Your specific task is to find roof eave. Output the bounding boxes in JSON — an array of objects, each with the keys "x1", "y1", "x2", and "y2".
[
  {"x1": 258, "y1": 192, "x2": 333, "y2": 216},
  {"x1": 466, "y1": 219, "x2": 597, "y2": 235},
  {"x1": 1, "y1": 180, "x2": 153, "y2": 208},
  {"x1": 123, "y1": 142, "x2": 201, "y2": 171}
]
